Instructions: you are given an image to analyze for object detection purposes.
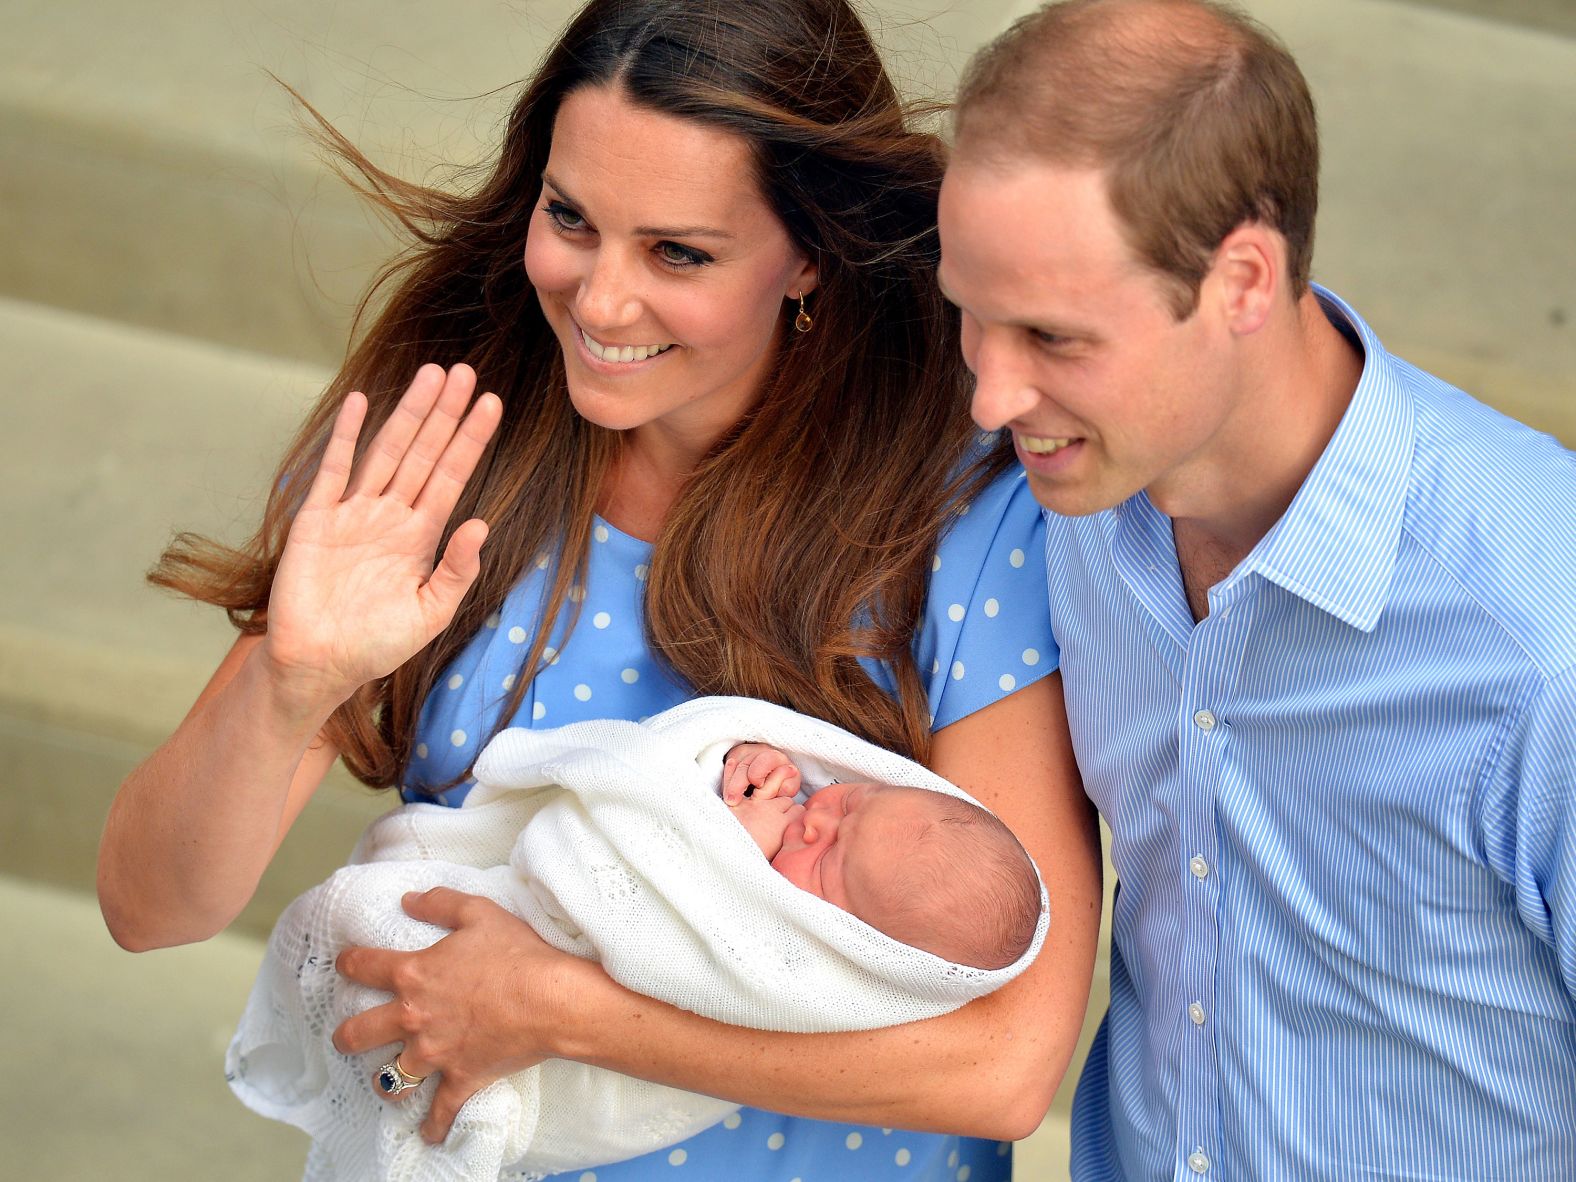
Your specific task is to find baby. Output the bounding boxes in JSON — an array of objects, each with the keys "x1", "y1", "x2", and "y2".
[{"x1": 721, "y1": 742, "x2": 1041, "y2": 971}]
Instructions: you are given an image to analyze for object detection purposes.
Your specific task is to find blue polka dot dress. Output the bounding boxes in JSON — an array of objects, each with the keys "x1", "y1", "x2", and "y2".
[{"x1": 404, "y1": 466, "x2": 1055, "y2": 1182}]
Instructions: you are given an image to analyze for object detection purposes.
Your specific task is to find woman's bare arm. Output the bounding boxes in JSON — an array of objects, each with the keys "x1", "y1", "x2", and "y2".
[
  {"x1": 97, "y1": 634, "x2": 344, "y2": 950},
  {"x1": 335, "y1": 672, "x2": 1103, "y2": 1142},
  {"x1": 98, "y1": 364, "x2": 502, "y2": 950}
]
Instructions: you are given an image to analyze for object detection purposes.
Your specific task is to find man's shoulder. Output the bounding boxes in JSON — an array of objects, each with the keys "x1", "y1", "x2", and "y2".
[{"x1": 1390, "y1": 351, "x2": 1576, "y2": 674}]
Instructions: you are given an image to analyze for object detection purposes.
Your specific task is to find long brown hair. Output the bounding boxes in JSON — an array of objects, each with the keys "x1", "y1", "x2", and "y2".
[{"x1": 153, "y1": 0, "x2": 1008, "y2": 787}]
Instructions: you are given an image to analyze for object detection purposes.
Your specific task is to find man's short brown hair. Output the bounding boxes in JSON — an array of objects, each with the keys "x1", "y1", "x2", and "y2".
[{"x1": 955, "y1": 0, "x2": 1319, "y2": 318}]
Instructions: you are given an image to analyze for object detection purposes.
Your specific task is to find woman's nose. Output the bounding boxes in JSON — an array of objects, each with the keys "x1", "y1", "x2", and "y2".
[{"x1": 575, "y1": 248, "x2": 642, "y2": 328}]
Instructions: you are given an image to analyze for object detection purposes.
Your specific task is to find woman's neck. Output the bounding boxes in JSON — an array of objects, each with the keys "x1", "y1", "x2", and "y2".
[{"x1": 599, "y1": 426, "x2": 712, "y2": 542}]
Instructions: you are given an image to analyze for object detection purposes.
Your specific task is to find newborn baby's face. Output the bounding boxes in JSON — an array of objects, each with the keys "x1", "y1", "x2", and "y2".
[{"x1": 770, "y1": 782, "x2": 926, "y2": 916}]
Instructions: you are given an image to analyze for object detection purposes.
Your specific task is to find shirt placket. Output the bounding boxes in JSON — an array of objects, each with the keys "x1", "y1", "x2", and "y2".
[{"x1": 1171, "y1": 583, "x2": 1248, "y2": 1181}]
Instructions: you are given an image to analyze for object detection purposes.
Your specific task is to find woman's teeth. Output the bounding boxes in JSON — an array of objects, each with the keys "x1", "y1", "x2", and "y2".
[
  {"x1": 581, "y1": 330, "x2": 673, "y2": 364},
  {"x1": 1020, "y1": 434, "x2": 1074, "y2": 455}
]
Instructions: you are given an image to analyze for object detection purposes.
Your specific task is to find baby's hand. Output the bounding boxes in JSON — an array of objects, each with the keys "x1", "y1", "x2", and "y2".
[{"x1": 722, "y1": 743, "x2": 802, "y2": 805}]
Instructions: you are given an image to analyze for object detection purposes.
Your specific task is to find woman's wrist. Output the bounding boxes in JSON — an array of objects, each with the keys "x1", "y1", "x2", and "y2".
[
  {"x1": 534, "y1": 952, "x2": 630, "y2": 1062},
  {"x1": 241, "y1": 640, "x2": 354, "y2": 739}
]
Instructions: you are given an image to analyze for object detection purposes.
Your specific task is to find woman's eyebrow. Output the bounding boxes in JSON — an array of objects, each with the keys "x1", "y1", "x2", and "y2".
[{"x1": 540, "y1": 171, "x2": 733, "y2": 241}]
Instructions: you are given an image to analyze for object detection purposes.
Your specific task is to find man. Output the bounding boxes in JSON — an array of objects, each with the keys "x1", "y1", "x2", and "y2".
[{"x1": 938, "y1": 1, "x2": 1576, "y2": 1178}]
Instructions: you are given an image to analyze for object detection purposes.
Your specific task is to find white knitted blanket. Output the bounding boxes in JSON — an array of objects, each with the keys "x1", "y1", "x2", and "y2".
[{"x1": 227, "y1": 696, "x2": 1048, "y2": 1181}]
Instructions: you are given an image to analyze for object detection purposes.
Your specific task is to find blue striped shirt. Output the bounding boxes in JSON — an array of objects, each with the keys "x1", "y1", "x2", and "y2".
[{"x1": 1058, "y1": 288, "x2": 1576, "y2": 1180}]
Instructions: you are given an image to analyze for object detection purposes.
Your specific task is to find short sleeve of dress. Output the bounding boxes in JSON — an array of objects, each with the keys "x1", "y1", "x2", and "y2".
[{"x1": 915, "y1": 466, "x2": 1058, "y2": 731}]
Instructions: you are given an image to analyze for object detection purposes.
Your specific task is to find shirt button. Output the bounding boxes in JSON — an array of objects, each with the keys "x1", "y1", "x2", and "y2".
[
  {"x1": 1188, "y1": 1149, "x2": 1211, "y2": 1174},
  {"x1": 1189, "y1": 855, "x2": 1210, "y2": 880},
  {"x1": 1192, "y1": 709, "x2": 1217, "y2": 732},
  {"x1": 1188, "y1": 1002, "x2": 1207, "y2": 1026}
]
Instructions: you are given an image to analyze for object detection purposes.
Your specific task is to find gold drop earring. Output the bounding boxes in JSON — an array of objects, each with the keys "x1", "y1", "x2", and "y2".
[{"x1": 794, "y1": 292, "x2": 814, "y2": 333}]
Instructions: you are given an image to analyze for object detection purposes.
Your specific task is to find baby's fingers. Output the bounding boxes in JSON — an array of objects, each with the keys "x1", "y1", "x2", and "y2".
[
  {"x1": 722, "y1": 759, "x2": 752, "y2": 805},
  {"x1": 759, "y1": 765, "x2": 801, "y2": 800}
]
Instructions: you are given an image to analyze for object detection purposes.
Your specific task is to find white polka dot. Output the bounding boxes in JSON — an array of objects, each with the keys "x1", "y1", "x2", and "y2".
[
  {"x1": 1022, "y1": 648, "x2": 1040, "y2": 665},
  {"x1": 574, "y1": 684, "x2": 592, "y2": 701},
  {"x1": 932, "y1": 659, "x2": 940, "y2": 675},
  {"x1": 947, "y1": 603, "x2": 965, "y2": 622},
  {"x1": 635, "y1": 564, "x2": 649, "y2": 581},
  {"x1": 667, "y1": 1148, "x2": 686, "y2": 1166},
  {"x1": 932, "y1": 554, "x2": 942, "y2": 573},
  {"x1": 951, "y1": 661, "x2": 965, "y2": 681},
  {"x1": 568, "y1": 585, "x2": 586, "y2": 602},
  {"x1": 722, "y1": 1113, "x2": 742, "y2": 1130},
  {"x1": 415, "y1": 743, "x2": 428, "y2": 759},
  {"x1": 846, "y1": 1132, "x2": 863, "y2": 1150},
  {"x1": 1009, "y1": 548, "x2": 1025, "y2": 568},
  {"x1": 999, "y1": 673, "x2": 1017, "y2": 691},
  {"x1": 593, "y1": 611, "x2": 612, "y2": 629},
  {"x1": 996, "y1": 1142, "x2": 1011, "y2": 1156},
  {"x1": 508, "y1": 626, "x2": 527, "y2": 644},
  {"x1": 958, "y1": 1167, "x2": 971, "y2": 1181},
  {"x1": 948, "y1": 1150, "x2": 959, "y2": 1168},
  {"x1": 447, "y1": 673, "x2": 464, "y2": 690},
  {"x1": 621, "y1": 668, "x2": 640, "y2": 684},
  {"x1": 484, "y1": 612, "x2": 500, "y2": 629},
  {"x1": 983, "y1": 598, "x2": 1000, "y2": 618},
  {"x1": 767, "y1": 1132, "x2": 785, "y2": 1151},
  {"x1": 544, "y1": 646, "x2": 559, "y2": 665},
  {"x1": 535, "y1": 552, "x2": 550, "y2": 569},
  {"x1": 450, "y1": 729, "x2": 467, "y2": 747},
  {"x1": 532, "y1": 702, "x2": 546, "y2": 720},
  {"x1": 502, "y1": 674, "x2": 516, "y2": 692},
  {"x1": 881, "y1": 1128, "x2": 892, "y2": 1135},
  {"x1": 895, "y1": 1148, "x2": 912, "y2": 1166},
  {"x1": 580, "y1": 1173, "x2": 597, "y2": 1182},
  {"x1": 594, "y1": 524, "x2": 609, "y2": 543}
]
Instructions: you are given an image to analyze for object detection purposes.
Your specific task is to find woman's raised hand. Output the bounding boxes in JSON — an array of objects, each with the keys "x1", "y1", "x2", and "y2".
[{"x1": 262, "y1": 363, "x2": 503, "y2": 711}]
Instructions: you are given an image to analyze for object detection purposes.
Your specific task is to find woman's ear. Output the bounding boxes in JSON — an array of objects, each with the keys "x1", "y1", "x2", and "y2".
[{"x1": 787, "y1": 257, "x2": 819, "y2": 300}]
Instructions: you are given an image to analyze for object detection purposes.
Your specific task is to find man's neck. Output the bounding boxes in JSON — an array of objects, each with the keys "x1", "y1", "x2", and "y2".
[{"x1": 1170, "y1": 290, "x2": 1365, "y2": 621}]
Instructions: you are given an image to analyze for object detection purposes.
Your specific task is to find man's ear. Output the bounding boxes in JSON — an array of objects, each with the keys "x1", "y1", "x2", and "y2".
[{"x1": 1211, "y1": 223, "x2": 1281, "y2": 335}]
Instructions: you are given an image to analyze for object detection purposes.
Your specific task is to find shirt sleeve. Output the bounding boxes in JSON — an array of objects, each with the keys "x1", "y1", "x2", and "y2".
[
  {"x1": 1503, "y1": 664, "x2": 1576, "y2": 998},
  {"x1": 913, "y1": 468, "x2": 1057, "y2": 731}
]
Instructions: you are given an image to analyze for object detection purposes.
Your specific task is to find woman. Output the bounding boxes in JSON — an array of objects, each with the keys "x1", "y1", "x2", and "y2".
[{"x1": 97, "y1": 0, "x2": 1101, "y2": 1178}]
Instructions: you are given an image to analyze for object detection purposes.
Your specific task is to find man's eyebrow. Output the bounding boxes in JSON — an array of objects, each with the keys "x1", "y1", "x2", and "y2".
[{"x1": 541, "y1": 172, "x2": 734, "y2": 241}]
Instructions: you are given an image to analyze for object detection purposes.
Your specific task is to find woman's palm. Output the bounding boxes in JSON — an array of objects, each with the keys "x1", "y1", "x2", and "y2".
[{"x1": 263, "y1": 364, "x2": 502, "y2": 703}]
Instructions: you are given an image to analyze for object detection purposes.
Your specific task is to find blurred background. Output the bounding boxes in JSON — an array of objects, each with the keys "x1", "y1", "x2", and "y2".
[{"x1": 2, "y1": 0, "x2": 1571, "y2": 1178}]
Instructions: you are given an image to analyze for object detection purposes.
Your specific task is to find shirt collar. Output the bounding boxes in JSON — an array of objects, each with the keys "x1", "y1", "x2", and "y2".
[{"x1": 1226, "y1": 285, "x2": 1415, "y2": 632}]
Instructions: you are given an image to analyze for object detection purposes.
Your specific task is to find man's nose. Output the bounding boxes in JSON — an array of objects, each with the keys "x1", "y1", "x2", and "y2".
[{"x1": 970, "y1": 333, "x2": 1039, "y2": 431}]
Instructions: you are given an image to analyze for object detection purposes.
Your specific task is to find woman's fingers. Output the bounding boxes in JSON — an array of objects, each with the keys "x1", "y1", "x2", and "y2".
[
  {"x1": 345, "y1": 363, "x2": 448, "y2": 499},
  {"x1": 383, "y1": 365, "x2": 479, "y2": 505},
  {"x1": 303, "y1": 392, "x2": 368, "y2": 508},
  {"x1": 422, "y1": 518, "x2": 490, "y2": 620},
  {"x1": 413, "y1": 391, "x2": 503, "y2": 523}
]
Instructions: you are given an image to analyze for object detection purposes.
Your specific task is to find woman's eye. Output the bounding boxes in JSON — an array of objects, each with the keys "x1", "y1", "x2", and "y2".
[
  {"x1": 656, "y1": 241, "x2": 711, "y2": 268},
  {"x1": 544, "y1": 200, "x2": 586, "y2": 231}
]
